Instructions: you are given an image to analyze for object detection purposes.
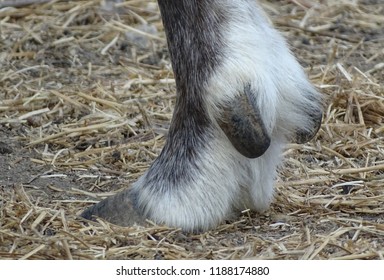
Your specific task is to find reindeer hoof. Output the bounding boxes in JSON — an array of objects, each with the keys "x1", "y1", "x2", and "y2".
[{"x1": 80, "y1": 190, "x2": 146, "y2": 227}]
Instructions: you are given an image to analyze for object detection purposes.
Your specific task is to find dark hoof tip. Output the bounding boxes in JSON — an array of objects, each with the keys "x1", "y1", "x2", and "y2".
[{"x1": 79, "y1": 191, "x2": 147, "y2": 227}]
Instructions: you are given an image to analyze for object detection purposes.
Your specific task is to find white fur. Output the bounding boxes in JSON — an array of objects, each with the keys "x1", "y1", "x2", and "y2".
[{"x1": 130, "y1": 0, "x2": 322, "y2": 232}]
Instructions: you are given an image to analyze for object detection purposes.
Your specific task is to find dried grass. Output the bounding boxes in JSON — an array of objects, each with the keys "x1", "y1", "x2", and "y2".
[{"x1": 0, "y1": 0, "x2": 383, "y2": 259}]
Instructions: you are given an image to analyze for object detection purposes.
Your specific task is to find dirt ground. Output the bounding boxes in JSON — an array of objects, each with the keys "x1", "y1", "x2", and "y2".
[{"x1": 0, "y1": 0, "x2": 383, "y2": 259}]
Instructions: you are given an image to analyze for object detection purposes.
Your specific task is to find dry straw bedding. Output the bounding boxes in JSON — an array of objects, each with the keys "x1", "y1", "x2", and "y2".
[{"x1": 0, "y1": 0, "x2": 383, "y2": 260}]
